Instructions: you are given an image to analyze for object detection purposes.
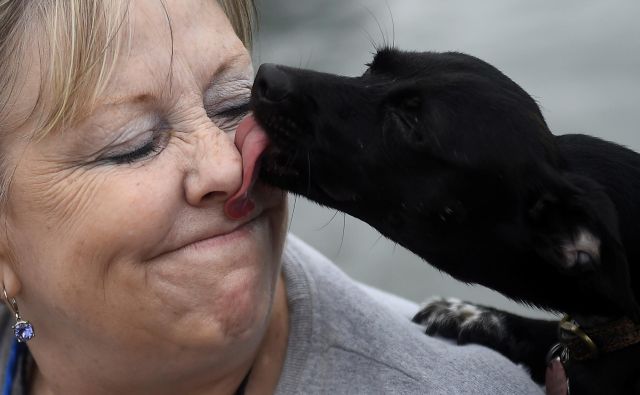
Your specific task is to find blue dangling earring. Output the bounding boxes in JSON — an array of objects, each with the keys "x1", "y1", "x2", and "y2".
[{"x1": 2, "y1": 286, "x2": 34, "y2": 343}]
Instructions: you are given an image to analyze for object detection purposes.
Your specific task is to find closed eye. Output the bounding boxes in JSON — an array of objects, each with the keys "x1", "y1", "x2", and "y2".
[
  {"x1": 208, "y1": 101, "x2": 250, "y2": 132},
  {"x1": 101, "y1": 127, "x2": 171, "y2": 165},
  {"x1": 212, "y1": 102, "x2": 250, "y2": 119}
]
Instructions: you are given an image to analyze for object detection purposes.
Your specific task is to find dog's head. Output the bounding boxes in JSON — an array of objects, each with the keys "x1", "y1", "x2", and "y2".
[
  {"x1": 253, "y1": 49, "x2": 559, "y2": 221},
  {"x1": 254, "y1": 49, "x2": 555, "y2": 204},
  {"x1": 251, "y1": 48, "x2": 639, "y2": 320}
]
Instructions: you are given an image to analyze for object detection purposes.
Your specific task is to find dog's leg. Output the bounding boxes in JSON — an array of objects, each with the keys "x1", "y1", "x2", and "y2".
[{"x1": 413, "y1": 297, "x2": 558, "y2": 383}]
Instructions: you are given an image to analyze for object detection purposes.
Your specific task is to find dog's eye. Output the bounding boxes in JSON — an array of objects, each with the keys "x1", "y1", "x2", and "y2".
[
  {"x1": 387, "y1": 94, "x2": 422, "y2": 119},
  {"x1": 383, "y1": 93, "x2": 426, "y2": 147},
  {"x1": 400, "y1": 96, "x2": 421, "y2": 112}
]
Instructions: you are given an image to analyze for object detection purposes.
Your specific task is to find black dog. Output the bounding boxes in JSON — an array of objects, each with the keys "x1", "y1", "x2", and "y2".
[{"x1": 249, "y1": 48, "x2": 640, "y2": 394}]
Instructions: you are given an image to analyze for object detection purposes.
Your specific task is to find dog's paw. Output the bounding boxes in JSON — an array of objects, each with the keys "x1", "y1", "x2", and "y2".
[
  {"x1": 412, "y1": 297, "x2": 508, "y2": 350},
  {"x1": 414, "y1": 298, "x2": 561, "y2": 384}
]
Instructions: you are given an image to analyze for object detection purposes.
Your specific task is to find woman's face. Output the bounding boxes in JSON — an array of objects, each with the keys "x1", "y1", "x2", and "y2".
[{"x1": 2, "y1": 0, "x2": 286, "y2": 385}]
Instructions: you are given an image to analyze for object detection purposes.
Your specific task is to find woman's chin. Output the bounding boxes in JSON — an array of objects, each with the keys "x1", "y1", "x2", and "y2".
[
  {"x1": 142, "y1": 248, "x2": 277, "y2": 349},
  {"x1": 152, "y1": 271, "x2": 273, "y2": 351},
  {"x1": 122, "y1": 196, "x2": 286, "y2": 351}
]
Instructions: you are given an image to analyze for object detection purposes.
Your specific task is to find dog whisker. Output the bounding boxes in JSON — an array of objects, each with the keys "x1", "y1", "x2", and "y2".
[
  {"x1": 338, "y1": 212, "x2": 346, "y2": 255},
  {"x1": 288, "y1": 194, "x2": 298, "y2": 232},
  {"x1": 359, "y1": 25, "x2": 379, "y2": 53},
  {"x1": 317, "y1": 210, "x2": 340, "y2": 231},
  {"x1": 370, "y1": 232, "x2": 385, "y2": 250},
  {"x1": 359, "y1": 5, "x2": 390, "y2": 51},
  {"x1": 306, "y1": 151, "x2": 312, "y2": 197},
  {"x1": 383, "y1": 0, "x2": 396, "y2": 48}
]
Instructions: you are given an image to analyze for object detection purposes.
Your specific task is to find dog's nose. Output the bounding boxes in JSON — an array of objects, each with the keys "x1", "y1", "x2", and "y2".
[{"x1": 254, "y1": 63, "x2": 291, "y2": 102}]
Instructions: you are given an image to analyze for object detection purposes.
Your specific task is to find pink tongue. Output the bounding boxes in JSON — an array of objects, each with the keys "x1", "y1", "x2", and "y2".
[{"x1": 224, "y1": 115, "x2": 270, "y2": 220}]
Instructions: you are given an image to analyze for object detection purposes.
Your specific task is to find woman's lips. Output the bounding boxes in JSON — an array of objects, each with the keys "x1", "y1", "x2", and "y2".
[
  {"x1": 178, "y1": 216, "x2": 258, "y2": 254},
  {"x1": 224, "y1": 115, "x2": 270, "y2": 220},
  {"x1": 154, "y1": 213, "x2": 264, "y2": 260}
]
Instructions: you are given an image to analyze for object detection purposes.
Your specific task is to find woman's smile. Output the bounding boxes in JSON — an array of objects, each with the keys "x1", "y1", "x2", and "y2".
[{"x1": 152, "y1": 205, "x2": 272, "y2": 261}]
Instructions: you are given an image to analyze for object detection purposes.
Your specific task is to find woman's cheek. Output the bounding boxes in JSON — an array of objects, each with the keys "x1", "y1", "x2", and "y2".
[{"x1": 13, "y1": 157, "x2": 178, "y2": 286}]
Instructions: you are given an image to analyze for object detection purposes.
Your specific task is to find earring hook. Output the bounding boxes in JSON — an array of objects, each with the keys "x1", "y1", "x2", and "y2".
[{"x1": 2, "y1": 286, "x2": 21, "y2": 320}]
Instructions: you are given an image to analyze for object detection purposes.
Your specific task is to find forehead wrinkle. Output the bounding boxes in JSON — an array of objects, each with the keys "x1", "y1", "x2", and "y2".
[
  {"x1": 201, "y1": 51, "x2": 252, "y2": 89},
  {"x1": 94, "y1": 51, "x2": 248, "y2": 122},
  {"x1": 69, "y1": 0, "x2": 251, "y2": 137},
  {"x1": 99, "y1": 93, "x2": 154, "y2": 109},
  {"x1": 98, "y1": 55, "x2": 177, "y2": 111}
]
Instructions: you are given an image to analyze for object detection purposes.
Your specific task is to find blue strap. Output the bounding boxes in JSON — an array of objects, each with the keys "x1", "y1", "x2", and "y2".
[{"x1": 2, "y1": 340, "x2": 22, "y2": 395}]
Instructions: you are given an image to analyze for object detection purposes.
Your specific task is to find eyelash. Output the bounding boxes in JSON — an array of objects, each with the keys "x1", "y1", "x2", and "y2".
[
  {"x1": 106, "y1": 130, "x2": 169, "y2": 165},
  {"x1": 208, "y1": 102, "x2": 250, "y2": 131},
  {"x1": 106, "y1": 103, "x2": 250, "y2": 165}
]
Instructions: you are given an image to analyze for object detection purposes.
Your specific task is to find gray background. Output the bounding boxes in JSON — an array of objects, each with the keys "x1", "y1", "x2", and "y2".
[{"x1": 252, "y1": 0, "x2": 640, "y2": 318}]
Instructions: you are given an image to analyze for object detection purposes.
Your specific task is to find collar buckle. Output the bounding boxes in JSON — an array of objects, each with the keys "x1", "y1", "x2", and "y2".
[{"x1": 559, "y1": 315, "x2": 599, "y2": 360}]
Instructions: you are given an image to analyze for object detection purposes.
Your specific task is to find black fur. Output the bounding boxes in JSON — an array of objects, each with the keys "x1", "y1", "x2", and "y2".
[{"x1": 251, "y1": 48, "x2": 640, "y2": 393}]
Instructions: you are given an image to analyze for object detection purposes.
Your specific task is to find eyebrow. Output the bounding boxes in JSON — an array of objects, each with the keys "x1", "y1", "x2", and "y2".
[
  {"x1": 100, "y1": 93, "x2": 155, "y2": 109},
  {"x1": 210, "y1": 55, "x2": 253, "y2": 84},
  {"x1": 98, "y1": 53, "x2": 251, "y2": 110}
]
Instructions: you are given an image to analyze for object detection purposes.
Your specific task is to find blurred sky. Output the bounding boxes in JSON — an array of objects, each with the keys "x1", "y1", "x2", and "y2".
[{"x1": 252, "y1": 0, "x2": 640, "y2": 318}]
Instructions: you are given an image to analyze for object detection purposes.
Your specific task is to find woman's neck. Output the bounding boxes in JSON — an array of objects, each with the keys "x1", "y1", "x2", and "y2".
[
  {"x1": 244, "y1": 273, "x2": 289, "y2": 394},
  {"x1": 30, "y1": 274, "x2": 290, "y2": 395}
]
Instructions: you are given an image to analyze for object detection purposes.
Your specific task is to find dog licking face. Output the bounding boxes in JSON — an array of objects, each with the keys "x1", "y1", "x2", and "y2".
[{"x1": 250, "y1": 48, "x2": 640, "y2": 322}]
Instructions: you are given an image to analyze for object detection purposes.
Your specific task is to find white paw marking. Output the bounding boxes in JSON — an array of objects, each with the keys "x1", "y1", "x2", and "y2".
[{"x1": 418, "y1": 297, "x2": 506, "y2": 339}]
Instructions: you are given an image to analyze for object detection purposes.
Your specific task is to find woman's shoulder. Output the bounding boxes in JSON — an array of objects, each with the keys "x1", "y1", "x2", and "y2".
[{"x1": 278, "y1": 234, "x2": 543, "y2": 394}]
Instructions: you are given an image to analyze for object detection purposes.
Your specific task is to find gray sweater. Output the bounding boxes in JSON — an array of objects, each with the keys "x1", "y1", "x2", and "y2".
[
  {"x1": 0, "y1": 234, "x2": 543, "y2": 394},
  {"x1": 275, "y1": 235, "x2": 543, "y2": 394}
]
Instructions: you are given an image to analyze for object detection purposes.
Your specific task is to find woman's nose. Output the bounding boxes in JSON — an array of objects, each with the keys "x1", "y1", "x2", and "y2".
[{"x1": 183, "y1": 127, "x2": 242, "y2": 207}]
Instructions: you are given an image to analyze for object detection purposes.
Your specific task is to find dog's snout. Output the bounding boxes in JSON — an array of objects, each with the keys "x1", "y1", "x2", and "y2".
[{"x1": 255, "y1": 63, "x2": 292, "y2": 102}]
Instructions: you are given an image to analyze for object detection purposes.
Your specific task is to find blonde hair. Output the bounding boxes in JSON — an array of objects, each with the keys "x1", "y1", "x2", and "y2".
[
  {"x1": 218, "y1": 0, "x2": 255, "y2": 49},
  {"x1": 0, "y1": 0, "x2": 255, "y2": 140}
]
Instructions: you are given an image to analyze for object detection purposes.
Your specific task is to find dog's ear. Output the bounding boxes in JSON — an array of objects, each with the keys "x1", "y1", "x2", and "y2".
[{"x1": 529, "y1": 169, "x2": 640, "y2": 320}]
